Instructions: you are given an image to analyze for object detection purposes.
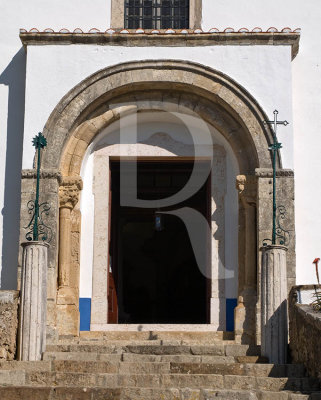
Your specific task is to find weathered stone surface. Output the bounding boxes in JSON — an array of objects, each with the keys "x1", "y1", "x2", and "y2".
[
  {"x1": 18, "y1": 242, "x2": 48, "y2": 361},
  {"x1": 261, "y1": 245, "x2": 288, "y2": 364},
  {"x1": 289, "y1": 285, "x2": 321, "y2": 381},
  {"x1": 0, "y1": 336, "x2": 320, "y2": 399},
  {"x1": 0, "y1": 291, "x2": 19, "y2": 360},
  {"x1": 256, "y1": 172, "x2": 295, "y2": 345}
]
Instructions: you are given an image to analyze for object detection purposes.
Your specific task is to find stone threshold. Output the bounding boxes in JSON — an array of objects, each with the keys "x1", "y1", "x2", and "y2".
[
  {"x1": 19, "y1": 32, "x2": 300, "y2": 59},
  {"x1": 91, "y1": 324, "x2": 224, "y2": 332}
]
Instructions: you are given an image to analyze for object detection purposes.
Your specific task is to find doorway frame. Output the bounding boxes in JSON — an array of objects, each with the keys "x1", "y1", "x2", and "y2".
[{"x1": 91, "y1": 143, "x2": 227, "y2": 331}]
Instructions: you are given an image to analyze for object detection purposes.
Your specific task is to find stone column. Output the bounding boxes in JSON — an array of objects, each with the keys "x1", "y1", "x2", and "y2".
[
  {"x1": 235, "y1": 175, "x2": 257, "y2": 344},
  {"x1": 58, "y1": 177, "x2": 82, "y2": 294},
  {"x1": 58, "y1": 207, "x2": 72, "y2": 288},
  {"x1": 57, "y1": 176, "x2": 82, "y2": 335},
  {"x1": 261, "y1": 244, "x2": 288, "y2": 364},
  {"x1": 18, "y1": 241, "x2": 49, "y2": 361}
]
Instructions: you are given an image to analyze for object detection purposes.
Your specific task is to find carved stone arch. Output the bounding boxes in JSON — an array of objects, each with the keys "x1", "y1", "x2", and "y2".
[{"x1": 41, "y1": 60, "x2": 277, "y2": 177}]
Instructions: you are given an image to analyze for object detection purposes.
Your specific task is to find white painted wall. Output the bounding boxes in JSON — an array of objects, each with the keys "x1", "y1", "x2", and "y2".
[
  {"x1": 202, "y1": 0, "x2": 321, "y2": 288},
  {"x1": 23, "y1": 44, "x2": 292, "y2": 170},
  {"x1": 1, "y1": 0, "x2": 320, "y2": 289}
]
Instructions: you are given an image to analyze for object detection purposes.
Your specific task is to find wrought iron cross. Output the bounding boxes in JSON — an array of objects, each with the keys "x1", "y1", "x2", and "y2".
[
  {"x1": 264, "y1": 110, "x2": 289, "y2": 246},
  {"x1": 25, "y1": 132, "x2": 52, "y2": 242}
]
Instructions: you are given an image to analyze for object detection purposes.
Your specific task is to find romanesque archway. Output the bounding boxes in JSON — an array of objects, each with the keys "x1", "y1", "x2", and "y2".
[{"x1": 19, "y1": 61, "x2": 295, "y2": 344}]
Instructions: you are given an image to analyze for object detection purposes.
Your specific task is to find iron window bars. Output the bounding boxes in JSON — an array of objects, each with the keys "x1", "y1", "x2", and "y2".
[{"x1": 125, "y1": 0, "x2": 189, "y2": 30}]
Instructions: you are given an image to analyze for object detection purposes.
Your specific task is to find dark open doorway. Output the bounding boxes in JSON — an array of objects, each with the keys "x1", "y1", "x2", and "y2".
[{"x1": 108, "y1": 160, "x2": 211, "y2": 324}]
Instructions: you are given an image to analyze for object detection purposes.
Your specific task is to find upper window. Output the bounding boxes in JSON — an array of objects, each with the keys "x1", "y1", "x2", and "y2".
[{"x1": 124, "y1": 0, "x2": 190, "y2": 30}]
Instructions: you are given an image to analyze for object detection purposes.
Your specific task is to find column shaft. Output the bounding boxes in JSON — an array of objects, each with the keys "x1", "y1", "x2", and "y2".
[
  {"x1": 58, "y1": 207, "x2": 71, "y2": 287},
  {"x1": 18, "y1": 241, "x2": 48, "y2": 361},
  {"x1": 261, "y1": 245, "x2": 288, "y2": 364}
]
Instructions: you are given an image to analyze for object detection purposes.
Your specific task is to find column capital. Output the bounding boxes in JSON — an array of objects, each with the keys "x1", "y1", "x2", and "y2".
[
  {"x1": 59, "y1": 176, "x2": 83, "y2": 209},
  {"x1": 236, "y1": 175, "x2": 257, "y2": 206},
  {"x1": 261, "y1": 244, "x2": 288, "y2": 252}
]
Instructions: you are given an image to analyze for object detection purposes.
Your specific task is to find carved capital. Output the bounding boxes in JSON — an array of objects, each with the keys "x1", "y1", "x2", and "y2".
[
  {"x1": 236, "y1": 175, "x2": 257, "y2": 206},
  {"x1": 59, "y1": 176, "x2": 83, "y2": 209}
]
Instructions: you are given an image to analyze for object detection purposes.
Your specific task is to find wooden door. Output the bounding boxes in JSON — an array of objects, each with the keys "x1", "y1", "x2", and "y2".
[
  {"x1": 205, "y1": 170, "x2": 212, "y2": 324},
  {"x1": 107, "y1": 167, "x2": 118, "y2": 323},
  {"x1": 108, "y1": 268, "x2": 118, "y2": 323}
]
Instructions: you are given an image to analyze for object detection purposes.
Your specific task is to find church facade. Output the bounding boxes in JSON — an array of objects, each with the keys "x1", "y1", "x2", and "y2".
[{"x1": 0, "y1": 0, "x2": 319, "y2": 343}]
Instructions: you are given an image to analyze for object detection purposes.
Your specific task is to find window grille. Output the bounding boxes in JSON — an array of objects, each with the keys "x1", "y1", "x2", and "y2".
[{"x1": 124, "y1": 0, "x2": 189, "y2": 30}]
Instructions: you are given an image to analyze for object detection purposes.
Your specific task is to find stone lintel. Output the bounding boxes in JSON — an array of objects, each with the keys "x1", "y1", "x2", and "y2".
[
  {"x1": 19, "y1": 32, "x2": 300, "y2": 60},
  {"x1": 22, "y1": 169, "x2": 62, "y2": 183}
]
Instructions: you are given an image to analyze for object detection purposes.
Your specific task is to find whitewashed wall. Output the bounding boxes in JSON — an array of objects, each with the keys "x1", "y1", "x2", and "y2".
[
  {"x1": 202, "y1": 0, "x2": 321, "y2": 288},
  {"x1": 0, "y1": 0, "x2": 320, "y2": 288},
  {"x1": 0, "y1": 0, "x2": 109, "y2": 288},
  {"x1": 23, "y1": 45, "x2": 292, "y2": 169}
]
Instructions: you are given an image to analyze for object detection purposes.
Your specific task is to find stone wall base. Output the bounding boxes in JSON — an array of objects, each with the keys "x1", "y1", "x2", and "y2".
[
  {"x1": 56, "y1": 304, "x2": 79, "y2": 336},
  {"x1": 0, "y1": 291, "x2": 19, "y2": 360},
  {"x1": 289, "y1": 285, "x2": 321, "y2": 380}
]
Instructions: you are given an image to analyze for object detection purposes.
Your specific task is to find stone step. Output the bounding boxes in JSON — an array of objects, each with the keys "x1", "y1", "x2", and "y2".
[
  {"x1": 169, "y1": 363, "x2": 306, "y2": 378},
  {"x1": 76, "y1": 330, "x2": 235, "y2": 342},
  {"x1": 45, "y1": 343, "x2": 260, "y2": 357},
  {"x1": 43, "y1": 351, "x2": 267, "y2": 364},
  {"x1": 0, "y1": 387, "x2": 320, "y2": 400},
  {"x1": 43, "y1": 351, "x2": 236, "y2": 363},
  {"x1": 0, "y1": 386, "x2": 121, "y2": 400},
  {"x1": 0, "y1": 371, "x2": 319, "y2": 392},
  {"x1": 43, "y1": 351, "x2": 123, "y2": 362},
  {"x1": 56, "y1": 339, "x2": 236, "y2": 346},
  {"x1": 0, "y1": 360, "x2": 306, "y2": 377}
]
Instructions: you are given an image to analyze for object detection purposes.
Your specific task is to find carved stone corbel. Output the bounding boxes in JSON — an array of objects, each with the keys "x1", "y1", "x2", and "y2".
[
  {"x1": 59, "y1": 177, "x2": 83, "y2": 209},
  {"x1": 236, "y1": 175, "x2": 257, "y2": 207}
]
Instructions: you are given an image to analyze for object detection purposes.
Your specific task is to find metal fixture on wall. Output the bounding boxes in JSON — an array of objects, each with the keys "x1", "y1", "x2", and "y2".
[
  {"x1": 155, "y1": 211, "x2": 164, "y2": 231},
  {"x1": 24, "y1": 132, "x2": 52, "y2": 242},
  {"x1": 263, "y1": 110, "x2": 290, "y2": 246}
]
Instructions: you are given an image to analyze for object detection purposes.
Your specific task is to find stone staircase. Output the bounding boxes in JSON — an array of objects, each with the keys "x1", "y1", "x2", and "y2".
[{"x1": 0, "y1": 331, "x2": 320, "y2": 399}]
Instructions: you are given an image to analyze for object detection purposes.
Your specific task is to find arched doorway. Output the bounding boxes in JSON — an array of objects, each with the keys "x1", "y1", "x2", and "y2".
[
  {"x1": 78, "y1": 108, "x2": 239, "y2": 331},
  {"x1": 19, "y1": 60, "x2": 295, "y2": 345}
]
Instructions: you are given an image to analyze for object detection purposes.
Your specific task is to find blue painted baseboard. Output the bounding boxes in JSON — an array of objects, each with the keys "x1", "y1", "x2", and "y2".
[
  {"x1": 79, "y1": 297, "x2": 237, "y2": 332},
  {"x1": 226, "y1": 298, "x2": 238, "y2": 332},
  {"x1": 79, "y1": 298, "x2": 91, "y2": 331}
]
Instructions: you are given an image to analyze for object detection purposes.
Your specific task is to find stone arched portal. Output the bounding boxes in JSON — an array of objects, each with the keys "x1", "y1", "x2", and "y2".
[{"x1": 19, "y1": 60, "x2": 295, "y2": 344}]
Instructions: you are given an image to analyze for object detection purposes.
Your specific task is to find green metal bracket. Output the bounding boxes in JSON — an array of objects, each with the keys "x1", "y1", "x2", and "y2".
[
  {"x1": 24, "y1": 132, "x2": 52, "y2": 242},
  {"x1": 263, "y1": 110, "x2": 290, "y2": 247}
]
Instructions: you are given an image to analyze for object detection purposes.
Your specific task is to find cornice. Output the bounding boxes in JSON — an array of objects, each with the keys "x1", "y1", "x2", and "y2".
[{"x1": 19, "y1": 30, "x2": 300, "y2": 60}]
